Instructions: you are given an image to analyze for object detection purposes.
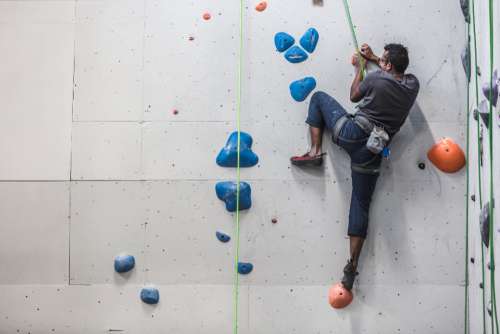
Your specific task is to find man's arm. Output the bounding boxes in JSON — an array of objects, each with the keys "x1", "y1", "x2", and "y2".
[{"x1": 350, "y1": 54, "x2": 364, "y2": 102}]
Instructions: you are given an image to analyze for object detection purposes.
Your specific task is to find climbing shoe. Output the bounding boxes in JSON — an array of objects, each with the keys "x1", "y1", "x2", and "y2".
[
  {"x1": 341, "y1": 260, "x2": 358, "y2": 291},
  {"x1": 290, "y1": 152, "x2": 325, "y2": 167}
]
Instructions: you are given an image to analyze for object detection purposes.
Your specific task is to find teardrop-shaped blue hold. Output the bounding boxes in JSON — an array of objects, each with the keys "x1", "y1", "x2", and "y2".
[
  {"x1": 284, "y1": 46, "x2": 308, "y2": 64},
  {"x1": 216, "y1": 231, "x2": 231, "y2": 243},
  {"x1": 215, "y1": 181, "x2": 252, "y2": 212},
  {"x1": 289, "y1": 77, "x2": 316, "y2": 102},
  {"x1": 299, "y1": 28, "x2": 319, "y2": 53},
  {"x1": 216, "y1": 131, "x2": 259, "y2": 168},
  {"x1": 480, "y1": 202, "x2": 490, "y2": 248},
  {"x1": 140, "y1": 286, "x2": 160, "y2": 305},
  {"x1": 274, "y1": 32, "x2": 295, "y2": 52},
  {"x1": 114, "y1": 254, "x2": 135, "y2": 273},
  {"x1": 238, "y1": 262, "x2": 253, "y2": 275}
]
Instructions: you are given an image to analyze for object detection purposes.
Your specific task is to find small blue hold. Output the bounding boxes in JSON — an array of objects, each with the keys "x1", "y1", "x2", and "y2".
[
  {"x1": 289, "y1": 77, "x2": 316, "y2": 102},
  {"x1": 238, "y1": 262, "x2": 253, "y2": 275},
  {"x1": 140, "y1": 286, "x2": 160, "y2": 305},
  {"x1": 284, "y1": 46, "x2": 308, "y2": 64},
  {"x1": 215, "y1": 181, "x2": 252, "y2": 212},
  {"x1": 299, "y1": 28, "x2": 319, "y2": 53},
  {"x1": 114, "y1": 254, "x2": 135, "y2": 273},
  {"x1": 482, "y1": 69, "x2": 498, "y2": 107},
  {"x1": 216, "y1": 231, "x2": 231, "y2": 243},
  {"x1": 216, "y1": 131, "x2": 259, "y2": 168},
  {"x1": 274, "y1": 32, "x2": 295, "y2": 52}
]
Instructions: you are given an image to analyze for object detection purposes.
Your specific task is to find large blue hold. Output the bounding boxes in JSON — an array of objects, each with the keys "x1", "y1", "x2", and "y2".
[
  {"x1": 284, "y1": 46, "x2": 308, "y2": 64},
  {"x1": 482, "y1": 69, "x2": 498, "y2": 107},
  {"x1": 299, "y1": 28, "x2": 319, "y2": 53},
  {"x1": 114, "y1": 254, "x2": 135, "y2": 273},
  {"x1": 238, "y1": 262, "x2": 253, "y2": 275},
  {"x1": 216, "y1": 131, "x2": 259, "y2": 168},
  {"x1": 140, "y1": 286, "x2": 160, "y2": 305},
  {"x1": 289, "y1": 77, "x2": 316, "y2": 102},
  {"x1": 216, "y1": 231, "x2": 231, "y2": 243},
  {"x1": 274, "y1": 32, "x2": 295, "y2": 52},
  {"x1": 215, "y1": 181, "x2": 252, "y2": 212}
]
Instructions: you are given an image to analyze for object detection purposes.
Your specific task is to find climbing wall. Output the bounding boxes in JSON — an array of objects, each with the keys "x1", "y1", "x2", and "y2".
[
  {"x1": 0, "y1": 0, "x2": 477, "y2": 333},
  {"x1": 466, "y1": 0, "x2": 500, "y2": 333}
]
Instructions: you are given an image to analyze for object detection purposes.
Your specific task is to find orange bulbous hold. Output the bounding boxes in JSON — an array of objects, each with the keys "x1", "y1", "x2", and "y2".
[
  {"x1": 328, "y1": 283, "x2": 353, "y2": 309},
  {"x1": 202, "y1": 12, "x2": 211, "y2": 20},
  {"x1": 255, "y1": 1, "x2": 267, "y2": 12},
  {"x1": 427, "y1": 137, "x2": 466, "y2": 173}
]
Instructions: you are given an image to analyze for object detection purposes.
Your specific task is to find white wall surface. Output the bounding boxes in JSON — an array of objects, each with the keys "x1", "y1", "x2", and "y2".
[{"x1": 0, "y1": 0, "x2": 474, "y2": 333}]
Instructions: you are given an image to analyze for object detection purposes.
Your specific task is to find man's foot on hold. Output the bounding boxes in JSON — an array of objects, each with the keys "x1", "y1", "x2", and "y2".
[
  {"x1": 290, "y1": 152, "x2": 326, "y2": 167},
  {"x1": 341, "y1": 260, "x2": 358, "y2": 291}
]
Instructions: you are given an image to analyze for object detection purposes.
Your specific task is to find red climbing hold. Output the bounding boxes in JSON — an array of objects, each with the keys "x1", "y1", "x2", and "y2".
[
  {"x1": 328, "y1": 283, "x2": 353, "y2": 309},
  {"x1": 427, "y1": 137, "x2": 466, "y2": 173},
  {"x1": 203, "y1": 12, "x2": 211, "y2": 20},
  {"x1": 188, "y1": 36, "x2": 195, "y2": 41},
  {"x1": 172, "y1": 109, "x2": 179, "y2": 115},
  {"x1": 255, "y1": 1, "x2": 267, "y2": 12},
  {"x1": 271, "y1": 218, "x2": 278, "y2": 224}
]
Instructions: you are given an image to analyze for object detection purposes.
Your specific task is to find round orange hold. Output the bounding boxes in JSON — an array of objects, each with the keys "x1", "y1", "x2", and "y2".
[
  {"x1": 427, "y1": 137, "x2": 466, "y2": 173},
  {"x1": 328, "y1": 283, "x2": 353, "y2": 309},
  {"x1": 202, "y1": 12, "x2": 211, "y2": 20},
  {"x1": 255, "y1": 1, "x2": 267, "y2": 12}
]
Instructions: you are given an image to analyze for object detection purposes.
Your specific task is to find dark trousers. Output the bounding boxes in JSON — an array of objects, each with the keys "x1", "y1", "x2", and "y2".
[{"x1": 305, "y1": 91, "x2": 381, "y2": 238}]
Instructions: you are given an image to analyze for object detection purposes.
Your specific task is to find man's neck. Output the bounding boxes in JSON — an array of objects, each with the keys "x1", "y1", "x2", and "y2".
[{"x1": 391, "y1": 70, "x2": 404, "y2": 81}]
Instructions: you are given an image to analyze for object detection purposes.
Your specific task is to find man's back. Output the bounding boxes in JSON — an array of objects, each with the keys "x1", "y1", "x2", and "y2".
[{"x1": 356, "y1": 70, "x2": 420, "y2": 135}]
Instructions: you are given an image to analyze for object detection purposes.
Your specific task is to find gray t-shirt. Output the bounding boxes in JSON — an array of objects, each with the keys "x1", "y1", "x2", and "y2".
[{"x1": 356, "y1": 70, "x2": 420, "y2": 135}]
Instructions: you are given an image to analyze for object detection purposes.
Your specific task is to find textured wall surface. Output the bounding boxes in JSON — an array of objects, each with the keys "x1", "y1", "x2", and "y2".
[{"x1": 0, "y1": 1, "x2": 474, "y2": 333}]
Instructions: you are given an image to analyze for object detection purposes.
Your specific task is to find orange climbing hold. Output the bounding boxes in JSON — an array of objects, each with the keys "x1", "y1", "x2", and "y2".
[
  {"x1": 255, "y1": 1, "x2": 267, "y2": 12},
  {"x1": 427, "y1": 137, "x2": 466, "y2": 173},
  {"x1": 328, "y1": 283, "x2": 353, "y2": 309},
  {"x1": 202, "y1": 12, "x2": 211, "y2": 20}
]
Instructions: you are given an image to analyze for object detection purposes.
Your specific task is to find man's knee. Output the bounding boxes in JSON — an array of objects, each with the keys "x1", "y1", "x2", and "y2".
[{"x1": 311, "y1": 90, "x2": 328, "y2": 102}]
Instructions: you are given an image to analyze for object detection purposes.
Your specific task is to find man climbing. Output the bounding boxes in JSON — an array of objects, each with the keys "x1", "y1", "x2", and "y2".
[{"x1": 290, "y1": 43, "x2": 420, "y2": 290}]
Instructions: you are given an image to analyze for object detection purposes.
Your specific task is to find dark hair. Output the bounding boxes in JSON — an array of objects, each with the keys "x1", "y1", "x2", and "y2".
[{"x1": 384, "y1": 43, "x2": 409, "y2": 73}]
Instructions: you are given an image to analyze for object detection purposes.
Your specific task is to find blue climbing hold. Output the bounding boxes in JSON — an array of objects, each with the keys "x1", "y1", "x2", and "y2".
[
  {"x1": 216, "y1": 131, "x2": 259, "y2": 168},
  {"x1": 482, "y1": 69, "x2": 498, "y2": 107},
  {"x1": 289, "y1": 77, "x2": 316, "y2": 102},
  {"x1": 238, "y1": 262, "x2": 253, "y2": 275},
  {"x1": 216, "y1": 231, "x2": 231, "y2": 243},
  {"x1": 140, "y1": 286, "x2": 160, "y2": 305},
  {"x1": 299, "y1": 28, "x2": 319, "y2": 53},
  {"x1": 479, "y1": 100, "x2": 490, "y2": 128},
  {"x1": 284, "y1": 46, "x2": 308, "y2": 64},
  {"x1": 480, "y1": 202, "x2": 490, "y2": 248},
  {"x1": 215, "y1": 181, "x2": 252, "y2": 212},
  {"x1": 114, "y1": 254, "x2": 135, "y2": 273},
  {"x1": 274, "y1": 32, "x2": 295, "y2": 52}
]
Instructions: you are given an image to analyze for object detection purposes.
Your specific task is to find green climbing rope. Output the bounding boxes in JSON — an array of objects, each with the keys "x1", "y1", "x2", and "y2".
[
  {"x1": 341, "y1": 0, "x2": 365, "y2": 78},
  {"x1": 487, "y1": 1, "x2": 499, "y2": 333},
  {"x1": 465, "y1": 11, "x2": 471, "y2": 334},
  {"x1": 470, "y1": 0, "x2": 487, "y2": 331},
  {"x1": 233, "y1": 0, "x2": 244, "y2": 333}
]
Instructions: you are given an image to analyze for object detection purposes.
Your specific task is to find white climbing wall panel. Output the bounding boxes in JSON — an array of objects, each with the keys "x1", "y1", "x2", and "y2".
[
  {"x1": 0, "y1": 0, "x2": 478, "y2": 333},
  {"x1": 466, "y1": 1, "x2": 500, "y2": 334}
]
